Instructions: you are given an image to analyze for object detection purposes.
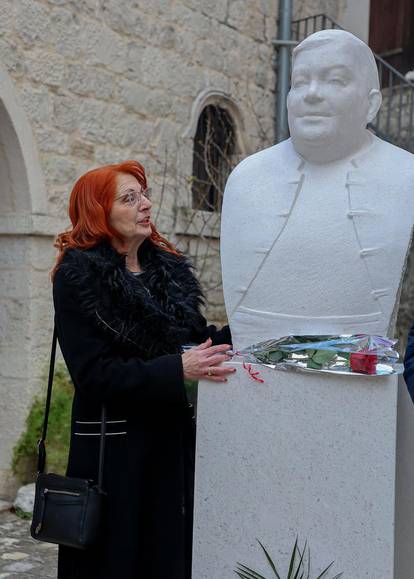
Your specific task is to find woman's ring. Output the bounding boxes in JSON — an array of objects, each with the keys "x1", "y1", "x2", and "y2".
[{"x1": 207, "y1": 368, "x2": 213, "y2": 377}]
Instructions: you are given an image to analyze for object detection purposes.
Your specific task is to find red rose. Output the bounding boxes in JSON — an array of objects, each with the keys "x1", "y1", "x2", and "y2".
[{"x1": 349, "y1": 352, "x2": 378, "y2": 375}]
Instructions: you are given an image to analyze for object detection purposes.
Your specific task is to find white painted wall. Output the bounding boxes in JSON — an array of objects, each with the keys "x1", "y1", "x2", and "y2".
[{"x1": 340, "y1": 0, "x2": 371, "y2": 42}]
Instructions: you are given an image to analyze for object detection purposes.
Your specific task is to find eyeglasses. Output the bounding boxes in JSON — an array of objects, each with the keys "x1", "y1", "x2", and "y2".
[{"x1": 114, "y1": 187, "x2": 152, "y2": 207}]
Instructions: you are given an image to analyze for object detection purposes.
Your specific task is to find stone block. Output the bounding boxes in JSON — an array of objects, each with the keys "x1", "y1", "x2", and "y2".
[
  {"x1": 0, "y1": 270, "x2": 30, "y2": 299},
  {"x1": 103, "y1": 105, "x2": 154, "y2": 148},
  {"x1": 182, "y1": 0, "x2": 227, "y2": 22},
  {"x1": 227, "y1": 0, "x2": 266, "y2": 40},
  {"x1": 19, "y1": 83, "x2": 51, "y2": 124},
  {"x1": 77, "y1": 98, "x2": 107, "y2": 142},
  {"x1": 204, "y1": 69, "x2": 231, "y2": 94},
  {"x1": 81, "y1": 20, "x2": 128, "y2": 74},
  {"x1": 34, "y1": 126, "x2": 69, "y2": 155},
  {"x1": 141, "y1": 47, "x2": 204, "y2": 95},
  {"x1": 28, "y1": 238, "x2": 56, "y2": 271},
  {"x1": 175, "y1": 30, "x2": 200, "y2": 59},
  {"x1": 0, "y1": 469, "x2": 19, "y2": 502},
  {"x1": 116, "y1": 79, "x2": 153, "y2": 115},
  {"x1": 100, "y1": 0, "x2": 147, "y2": 38},
  {"x1": 69, "y1": 138, "x2": 95, "y2": 160},
  {"x1": 48, "y1": 8, "x2": 82, "y2": 59},
  {"x1": 171, "y1": 4, "x2": 212, "y2": 39},
  {"x1": 65, "y1": 64, "x2": 116, "y2": 101},
  {"x1": 0, "y1": 347, "x2": 28, "y2": 379},
  {"x1": 47, "y1": 186, "x2": 74, "y2": 219},
  {"x1": 195, "y1": 40, "x2": 225, "y2": 71},
  {"x1": 150, "y1": 119, "x2": 178, "y2": 150},
  {"x1": 0, "y1": 298, "x2": 29, "y2": 347},
  {"x1": 0, "y1": 1, "x2": 13, "y2": 37},
  {"x1": 94, "y1": 144, "x2": 133, "y2": 165},
  {"x1": 0, "y1": 39, "x2": 26, "y2": 77},
  {"x1": 264, "y1": 11, "x2": 277, "y2": 43},
  {"x1": 14, "y1": 0, "x2": 51, "y2": 45},
  {"x1": 67, "y1": 0, "x2": 98, "y2": 14},
  {"x1": 124, "y1": 42, "x2": 146, "y2": 82},
  {"x1": 26, "y1": 49, "x2": 65, "y2": 87},
  {"x1": 52, "y1": 94, "x2": 80, "y2": 133},
  {"x1": 42, "y1": 155, "x2": 78, "y2": 186},
  {"x1": 157, "y1": 25, "x2": 177, "y2": 50},
  {"x1": 0, "y1": 238, "x2": 29, "y2": 268}
]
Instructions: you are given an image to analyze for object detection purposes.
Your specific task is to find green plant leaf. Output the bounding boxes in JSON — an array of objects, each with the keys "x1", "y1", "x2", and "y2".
[
  {"x1": 234, "y1": 564, "x2": 268, "y2": 579},
  {"x1": 312, "y1": 350, "x2": 337, "y2": 365},
  {"x1": 235, "y1": 572, "x2": 254, "y2": 579},
  {"x1": 307, "y1": 359, "x2": 322, "y2": 370},
  {"x1": 13, "y1": 506, "x2": 32, "y2": 520},
  {"x1": 293, "y1": 541, "x2": 307, "y2": 579},
  {"x1": 315, "y1": 561, "x2": 334, "y2": 579},
  {"x1": 237, "y1": 538, "x2": 342, "y2": 579},
  {"x1": 266, "y1": 351, "x2": 285, "y2": 364},
  {"x1": 235, "y1": 572, "x2": 255, "y2": 579},
  {"x1": 257, "y1": 539, "x2": 282, "y2": 579},
  {"x1": 287, "y1": 538, "x2": 299, "y2": 578}
]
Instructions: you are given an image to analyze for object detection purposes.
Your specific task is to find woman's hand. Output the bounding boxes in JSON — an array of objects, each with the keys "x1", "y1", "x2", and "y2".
[{"x1": 182, "y1": 338, "x2": 236, "y2": 382}]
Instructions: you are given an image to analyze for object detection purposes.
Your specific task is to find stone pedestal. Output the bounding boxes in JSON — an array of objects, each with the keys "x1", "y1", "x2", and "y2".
[
  {"x1": 395, "y1": 376, "x2": 414, "y2": 578},
  {"x1": 193, "y1": 362, "x2": 397, "y2": 578}
]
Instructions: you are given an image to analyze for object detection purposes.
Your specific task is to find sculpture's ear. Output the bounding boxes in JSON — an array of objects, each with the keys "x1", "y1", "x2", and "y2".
[{"x1": 367, "y1": 89, "x2": 382, "y2": 124}]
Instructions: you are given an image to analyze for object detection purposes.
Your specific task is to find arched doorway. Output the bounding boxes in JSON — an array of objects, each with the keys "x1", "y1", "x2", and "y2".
[{"x1": 0, "y1": 62, "x2": 47, "y2": 499}]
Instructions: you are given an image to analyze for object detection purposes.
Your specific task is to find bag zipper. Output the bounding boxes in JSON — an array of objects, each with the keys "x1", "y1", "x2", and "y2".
[{"x1": 44, "y1": 488, "x2": 82, "y2": 497}]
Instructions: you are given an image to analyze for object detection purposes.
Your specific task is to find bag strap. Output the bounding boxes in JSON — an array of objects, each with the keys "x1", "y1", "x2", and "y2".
[{"x1": 37, "y1": 323, "x2": 107, "y2": 492}]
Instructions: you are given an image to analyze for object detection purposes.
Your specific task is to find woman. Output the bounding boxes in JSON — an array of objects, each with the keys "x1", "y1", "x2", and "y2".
[
  {"x1": 404, "y1": 323, "x2": 414, "y2": 403},
  {"x1": 52, "y1": 160, "x2": 235, "y2": 579}
]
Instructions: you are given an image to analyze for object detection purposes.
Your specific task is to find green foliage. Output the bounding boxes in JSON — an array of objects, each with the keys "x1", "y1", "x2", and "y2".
[
  {"x1": 235, "y1": 539, "x2": 342, "y2": 579},
  {"x1": 14, "y1": 506, "x2": 33, "y2": 520},
  {"x1": 12, "y1": 364, "x2": 72, "y2": 484},
  {"x1": 184, "y1": 379, "x2": 198, "y2": 413}
]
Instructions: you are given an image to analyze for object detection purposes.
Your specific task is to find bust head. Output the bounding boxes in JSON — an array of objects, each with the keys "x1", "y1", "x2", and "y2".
[{"x1": 287, "y1": 30, "x2": 382, "y2": 164}]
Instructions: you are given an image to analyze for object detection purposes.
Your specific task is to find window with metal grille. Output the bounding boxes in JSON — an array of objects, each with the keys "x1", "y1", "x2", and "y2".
[{"x1": 191, "y1": 104, "x2": 236, "y2": 212}]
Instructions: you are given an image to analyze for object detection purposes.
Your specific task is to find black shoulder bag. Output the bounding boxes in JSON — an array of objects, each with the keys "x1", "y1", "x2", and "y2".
[{"x1": 31, "y1": 324, "x2": 107, "y2": 549}]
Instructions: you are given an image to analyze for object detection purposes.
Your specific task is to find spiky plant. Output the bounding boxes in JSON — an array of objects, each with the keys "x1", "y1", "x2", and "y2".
[{"x1": 235, "y1": 538, "x2": 342, "y2": 579}]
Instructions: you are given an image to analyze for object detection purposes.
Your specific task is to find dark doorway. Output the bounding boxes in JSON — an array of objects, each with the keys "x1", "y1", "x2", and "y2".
[{"x1": 369, "y1": 0, "x2": 414, "y2": 75}]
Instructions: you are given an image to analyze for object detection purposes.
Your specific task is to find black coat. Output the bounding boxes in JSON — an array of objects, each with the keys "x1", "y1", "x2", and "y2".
[
  {"x1": 404, "y1": 322, "x2": 414, "y2": 403},
  {"x1": 53, "y1": 240, "x2": 231, "y2": 579}
]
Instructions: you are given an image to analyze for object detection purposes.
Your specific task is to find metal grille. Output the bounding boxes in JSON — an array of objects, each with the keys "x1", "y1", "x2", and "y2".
[{"x1": 192, "y1": 105, "x2": 236, "y2": 212}]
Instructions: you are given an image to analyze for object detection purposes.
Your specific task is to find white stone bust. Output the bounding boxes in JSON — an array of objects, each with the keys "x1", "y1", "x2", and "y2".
[{"x1": 221, "y1": 30, "x2": 414, "y2": 351}]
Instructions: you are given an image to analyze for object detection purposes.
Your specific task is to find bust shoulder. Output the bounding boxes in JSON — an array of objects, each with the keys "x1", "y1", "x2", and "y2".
[{"x1": 354, "y1": 136, "x2": 414, "y2": 197}]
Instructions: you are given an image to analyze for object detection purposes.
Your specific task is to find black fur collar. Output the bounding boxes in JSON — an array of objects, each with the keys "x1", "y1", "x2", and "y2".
[{"x1": 58, "y1": 240, "x2": 206, "y2": 359}]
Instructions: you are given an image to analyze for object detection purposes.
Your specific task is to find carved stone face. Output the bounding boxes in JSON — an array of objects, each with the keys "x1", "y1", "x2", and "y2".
[{"x1": 287, "y1": 41, "x2": 373, "y2": 160}]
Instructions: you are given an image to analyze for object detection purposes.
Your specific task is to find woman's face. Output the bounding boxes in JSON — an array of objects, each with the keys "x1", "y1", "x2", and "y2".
[{"x1": 109, "y1": 172, "x2": 152, "y2": 243}]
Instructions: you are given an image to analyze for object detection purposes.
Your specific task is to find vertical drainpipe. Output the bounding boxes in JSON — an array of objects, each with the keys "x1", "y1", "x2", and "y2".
[{"x1": 274, "y1": 0, "x2": 294, "y2": 142}]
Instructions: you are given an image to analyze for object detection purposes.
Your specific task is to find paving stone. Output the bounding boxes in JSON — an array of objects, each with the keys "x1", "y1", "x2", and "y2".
[
  {"x1": 0, "y1": 512, "x2": 57, "y2": 578},
  {"x1": 1, "y1": 552, "x2": 29, "y2": 560}
]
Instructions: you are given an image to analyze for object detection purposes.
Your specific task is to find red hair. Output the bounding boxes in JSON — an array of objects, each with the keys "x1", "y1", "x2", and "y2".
[{"x1": 52, "y1": 160, "x2": 179, "y2": 280}]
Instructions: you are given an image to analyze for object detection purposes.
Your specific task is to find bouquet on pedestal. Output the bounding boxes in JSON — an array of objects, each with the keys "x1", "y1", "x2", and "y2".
[{"x1": 235, "y1": 334, "x2": 401, "y2": 376}]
